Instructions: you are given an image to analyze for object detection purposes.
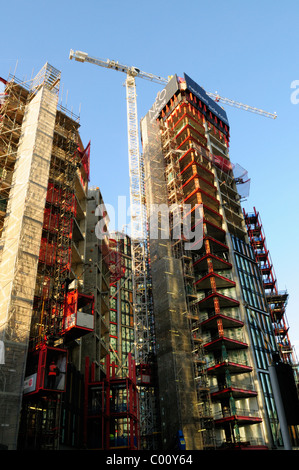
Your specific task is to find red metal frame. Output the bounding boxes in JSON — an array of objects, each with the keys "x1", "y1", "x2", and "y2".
[
  {"x1": 78, "y1": 141, "x2": 91, "y2": 181},
  {"x1": 84, "y1": 353, "x2": 140, "y2": 450},
  {"x1": 24, "y1": 344, "x2": 68, "y2": 396},
  {"x1": 63, "y1": 289, "x2": 94, "y2": 339},
  {"x1": 101, "y1": 238, "x2": 126, "y2": 285},
  {"x1": 243, "y1": 207, "x2": 294, "y2": 364},
  {"x1": 136, "y1": 363, "x2": 152, "y2": 386}
]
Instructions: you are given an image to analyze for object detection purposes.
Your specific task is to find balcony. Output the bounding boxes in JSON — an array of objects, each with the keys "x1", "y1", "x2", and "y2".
[
  {"x1": 210, "y1": 383, "x2": 257, "y2": 401},
  {"x1": 214, "y1": 408, "x2": 262, "y2": 427},
  {"x1": 193, "y1": 253, "x2": 232, "y2": 272},
  {"x1": 173, "y1": 112, "x2": 206, "y2": 137},
  {"x1": 199, "y1": 312, "x2": 244, "y2": 331},
  {"x1": 73, "y1": 218, "x2": 85, "y2": 243},
  {"x1": 204, "y1": 219, "x2": 226, "y2": 242},
  {"x1": 194, "y1": 272, "x2": 235, "y2": 290},
  {"x1": 184, "y1": 187, "x2": 220, "y2": 213},
  {"x1": 250, "y1": 237, "x2": 264, "y2": 251},
  {"x1": 203, "y1": 331, "x2": 248, "y2": 352},
  {"x1": 202, "y1": 205, "x2": 223, "y2": 227},
  {"x1": 263, "y1": 278, "x2": 276, "y2": 291},
  {"x1": 197, "y1": 292, "x2": 239, "y2": 310},
  {"x1": 175, "y1": 122, "x2": 207, "y2": 150},
  {"x1": 72, "y1": 240, "x2": 84, "y2": 264},
  {"x1": 180, "y1": 158, "x2": 215, "y2": 186},
  {"x1": 209, "y1": 132, "x2": 228, "y2": 154},
  {"x1": 206, "y1": 359, "x2": 252, "y2": 376},
  {"x1": 182, "y1": 172, "x2": 217, "y2": 198},
  {"x1": 75, "y1": 194, "x2": 86, "y2": 221},
  {"x1": 255, "y1": 249, "x2": 269, "y2": 262},
  {"x1": 260, "y1": 263, "x2": 272, "y2": 275},
  {"x1": 204, "y1": 236, "x2": 229, "y2": 255}
]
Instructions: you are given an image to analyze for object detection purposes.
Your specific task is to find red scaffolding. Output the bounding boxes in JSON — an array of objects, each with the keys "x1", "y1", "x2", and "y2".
[
  {"x1": 244, "y1": 207, "x2": 295, "y2": 364},
  {"x1": 84, "y1": 353, "x2": 140, "y2": 450},
  {"x1": 78, "y1": 141, "x2": 90, "y2": 181},
  {"x1": 101, "y1": 237, "x2": 126, "y2": 285}
]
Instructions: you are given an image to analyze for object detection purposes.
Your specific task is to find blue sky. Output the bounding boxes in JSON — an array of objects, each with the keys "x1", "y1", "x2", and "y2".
[{"x1": 1, "y1": 0, "x2": 299, "y2": 353}]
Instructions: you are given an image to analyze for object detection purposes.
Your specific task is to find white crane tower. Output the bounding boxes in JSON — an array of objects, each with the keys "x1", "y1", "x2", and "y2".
[{"x1": 69, "y1": 49, "x2": 161, "y2": 369}]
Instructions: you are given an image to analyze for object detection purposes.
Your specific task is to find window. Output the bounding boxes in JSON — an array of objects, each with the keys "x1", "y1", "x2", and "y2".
[
  {"x1": 110, "y1": 324, "x2": 117, "y2": 336},
  {"x1": 110, "y1": 337, "x2": 117, "y2": 351},
  {"x1": 110, "y1": 311, "x2": 117, "y2": 322}
]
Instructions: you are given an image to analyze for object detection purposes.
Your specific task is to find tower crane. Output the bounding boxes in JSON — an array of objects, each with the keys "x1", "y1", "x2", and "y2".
[
  {"x1": 69, "y1": 49, "x2": 155, "y2": 364},
  {"x1": 69, "y1": 47, "x2": 277, "y2": 357},
  {"x1": 70, "y1": 49, "x2": 159, "y2": 448},
  {"x1": 69, "y1": 49, "x2": 277, "y2": 119},
  {"x1": 69, "y1": 49, "x2": 276, "y2": 449}
]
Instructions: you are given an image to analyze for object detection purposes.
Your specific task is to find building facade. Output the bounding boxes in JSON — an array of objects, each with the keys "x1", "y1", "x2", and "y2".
[
  {"x1": 0, "y1": 62, "x2": 298, "y2": 451},
  {"x1": 0, "y1": 66, "x2": 140, "y2": 450},
  {"x1": 140, "y1": 73, "x2": 299, "y2": 450},
  {"x1": 84, "y1": 190, "x2": 140, "y2": 450},
  {"x1": 0, "y1": 64, "x2": 93, "y2": 450}
]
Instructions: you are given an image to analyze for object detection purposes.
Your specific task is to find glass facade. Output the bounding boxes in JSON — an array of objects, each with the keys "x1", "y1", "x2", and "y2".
[
  {"x1": 109, "y1": 235, "x2": 134, "y2": 376},
  {"x1": 231, "y1": 234, "x2": 282, "y2": 446}
]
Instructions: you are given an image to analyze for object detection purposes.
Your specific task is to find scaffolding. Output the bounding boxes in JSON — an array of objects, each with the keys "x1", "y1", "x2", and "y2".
[
  {"x1": 160, "y1": 118, "x2": 215, "y2": 449},
  {"x1": 0, "y1": 64, "x2": 61, "y2": 450},
  {"x1": 141, "y1": 79, "x2": 269, "y2": 449},
  {"x1": 244, "y1": 207, "x2": 296, "y2": 366},
  {"x1": 84, "y1": 353, "x2": 140, "y2": 449},
  {"x1": 0, "y1": 63, "x2": 94, "y2": 450},
  {"x1": 141, "y1": 109, "x2": 205, "y2": 450},
  {"x1": 20, "y1": 95, "x2": 94, "y2": 450},
  {"x1": 0, "y1": 76, "x2": 27, "y2": 235}
]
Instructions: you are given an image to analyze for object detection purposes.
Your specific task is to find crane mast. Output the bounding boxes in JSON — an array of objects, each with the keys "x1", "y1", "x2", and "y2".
[{"x1": 70, "y1": 49, "x2": 155, "y2": 360}]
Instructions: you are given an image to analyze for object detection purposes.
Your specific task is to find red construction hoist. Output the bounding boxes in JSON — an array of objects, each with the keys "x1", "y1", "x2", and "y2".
[
  {"x1": 21, "y1": 138, "x2": 94, "y2": 449},
  {"x1": 84, "y1": 353, "x2": 140, "y2": 450}
]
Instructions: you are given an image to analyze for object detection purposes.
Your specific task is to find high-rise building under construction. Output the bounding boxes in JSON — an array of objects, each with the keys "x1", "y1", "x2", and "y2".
[
  {"x1": 0, "y1": 63, "x2": 96, "y2": 450},
  {"x1": 0, "y1": 60, "x2": 298, "y2": 452},
  {"x1": 0, "y1": 63, "x2": 141, "y2": 451},
  {"x1": 140, "y1": 73, "x2": 299, "y2": 450}
]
